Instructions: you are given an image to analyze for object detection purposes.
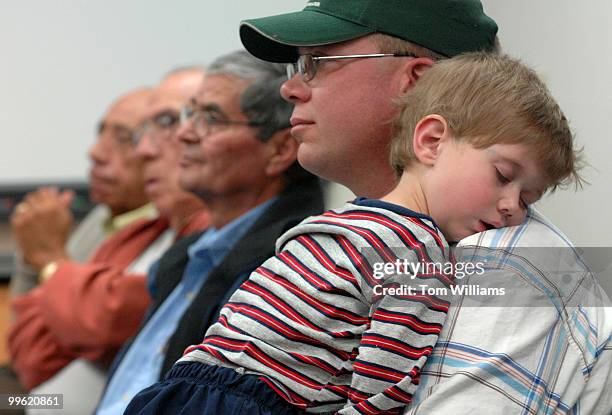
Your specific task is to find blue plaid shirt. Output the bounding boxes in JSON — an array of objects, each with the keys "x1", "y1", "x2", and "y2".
[{"x1": 405, "y1": 208, "x2": 612, "y2": 414}]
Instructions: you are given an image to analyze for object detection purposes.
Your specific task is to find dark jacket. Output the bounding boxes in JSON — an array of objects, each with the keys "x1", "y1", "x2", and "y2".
[{"x1": 111, "y1": 177, "x2": 324, "y2": 379}]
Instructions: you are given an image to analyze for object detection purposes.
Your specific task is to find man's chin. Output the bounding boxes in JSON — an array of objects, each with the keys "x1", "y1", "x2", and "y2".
[
  {"x1": 89, "y1": 189, "x2": 110, "y2": 205},
  {"x1": 178, "y1": 175, "x2": 203, "y2": 196},
  {"x1": 296, "y1": 146, "x2": 323, "y2": 176},
  {"x1": 299, "y1": 144, "x2": 349, "y2": 184}
]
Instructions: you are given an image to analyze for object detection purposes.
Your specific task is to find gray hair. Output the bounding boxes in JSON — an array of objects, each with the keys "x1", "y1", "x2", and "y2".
[
  {"x1": 207, "y1": 50, "x2": 314, "y2": 184},
  {"x1": 207, "y1": 50, "x2": 291, "y2": 142}
]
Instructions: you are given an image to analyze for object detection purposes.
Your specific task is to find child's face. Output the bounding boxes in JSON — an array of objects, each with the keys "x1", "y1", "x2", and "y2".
[{"x1": 426, "y1": 140, "x2": 548, "y2": 242}]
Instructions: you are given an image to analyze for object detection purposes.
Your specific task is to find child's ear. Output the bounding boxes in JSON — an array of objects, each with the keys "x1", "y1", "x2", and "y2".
[{"x1": 413, "y1": 115, "x2": 450, "y2": 166}]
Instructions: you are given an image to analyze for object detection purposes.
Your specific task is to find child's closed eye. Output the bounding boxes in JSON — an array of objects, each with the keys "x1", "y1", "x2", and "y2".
[{"x1": 495, "y1": 168, "x2": 510, "y2": 184}]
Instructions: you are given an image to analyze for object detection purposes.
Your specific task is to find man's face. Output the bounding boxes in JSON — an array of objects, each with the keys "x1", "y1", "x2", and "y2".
[
  {"x1": 280, "y1": 35, "x2": 416, "y2": 196},
  {"x1": 177, "y1": 74, "x2": 273, "y2": 199},
  {"x1": 135, "y1": 71, "x2": 204, "y2": 218},
  {"x1": 88, "y1": 90, "x2": 150, "y2": 215}
]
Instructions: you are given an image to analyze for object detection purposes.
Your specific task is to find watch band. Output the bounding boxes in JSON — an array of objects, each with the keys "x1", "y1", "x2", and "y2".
[{"x1": 39, "y1": 261, "x2": 60, "y2": 282}]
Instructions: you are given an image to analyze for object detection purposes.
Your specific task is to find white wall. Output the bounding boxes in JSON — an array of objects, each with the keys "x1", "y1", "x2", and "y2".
[
  {"x1": 481, "y1": 0, "x2": 612, "y2": 246},
  {"x1": 1, "y1": 1, "x2": 610, "y2": 245},
  {"x1": 0, "y1": 0, "x2": 304, "y2": 184}
]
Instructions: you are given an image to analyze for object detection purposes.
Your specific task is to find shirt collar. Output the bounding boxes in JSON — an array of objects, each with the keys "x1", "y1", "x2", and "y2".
[
  {"x1": 187, "y1": 197, "x2": 277, "y2": 265},
  {"x1": 103, "y1": 203, "x2": 157, "y2": 235}
]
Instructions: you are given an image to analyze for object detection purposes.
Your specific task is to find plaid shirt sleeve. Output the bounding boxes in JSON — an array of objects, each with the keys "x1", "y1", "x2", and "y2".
[{"x1": 404, "y1": 208, "x2": 612, "y2": 414}]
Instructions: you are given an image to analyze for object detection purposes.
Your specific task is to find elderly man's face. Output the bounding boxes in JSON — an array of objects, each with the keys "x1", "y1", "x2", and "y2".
[
  {"x1": 177, "y1": 74, "x2": 274, "y2": 199},
  {"x1": 88, "y1": 89, "x2": 150, "y2": 215},
  {"x1": 135, "y1": 70, "x2": 204, "y2": 218}
]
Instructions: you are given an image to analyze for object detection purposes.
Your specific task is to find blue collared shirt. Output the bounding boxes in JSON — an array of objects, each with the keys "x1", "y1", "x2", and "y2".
[{"x1": 96, "y1": 198, "x2": 275, "y2": 415}]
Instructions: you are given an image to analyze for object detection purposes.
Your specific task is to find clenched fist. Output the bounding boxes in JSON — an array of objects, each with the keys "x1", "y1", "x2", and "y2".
[{"x1": 11, "y1": 187, "x2": 74, "y2": 270}]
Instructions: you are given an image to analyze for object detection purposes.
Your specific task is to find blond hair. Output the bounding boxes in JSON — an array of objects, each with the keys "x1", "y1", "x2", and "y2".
[
  {"x1": 372, "y1": 33, "x2": 446, "y2": 60},
  {"x1": 389, "y1": 52, "x2": 583, "y2": 190}
]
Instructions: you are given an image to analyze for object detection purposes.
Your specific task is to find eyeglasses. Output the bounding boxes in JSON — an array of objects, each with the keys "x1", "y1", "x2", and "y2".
[
  {"x1": 131, "y1": 111, "x2": 180, "y2": 146},
  {"x1": 286, "y1": 52, "x2": 418, "y2": 82},
  {"x1": 97, "y1": 122, "x2": 136, "y2": 147},
  {"x1": 180, "y1": 105, "x2": 261, "y2": 138}
]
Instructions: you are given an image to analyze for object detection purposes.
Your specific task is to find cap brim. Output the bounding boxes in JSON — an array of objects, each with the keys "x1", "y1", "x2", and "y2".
[{"x1": 240, "y1": 10, "x2": 374, "y2": 63}]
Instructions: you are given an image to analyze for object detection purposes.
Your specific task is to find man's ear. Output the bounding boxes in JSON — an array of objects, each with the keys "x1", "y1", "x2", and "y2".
[
  {"x1": 413, "y1": 115, "x2": 449, "y2": 166},
  {"x1": 264, "y1": 128, "x2": 299, "y2": 177},
  {"x1": 398, "y1": 57, "x2": 435, "y2": 94}
]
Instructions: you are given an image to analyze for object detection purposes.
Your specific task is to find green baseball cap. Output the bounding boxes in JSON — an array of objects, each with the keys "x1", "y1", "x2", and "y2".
[{"x1": 240, "y1": 0, "x2": 498, "y2": 63}]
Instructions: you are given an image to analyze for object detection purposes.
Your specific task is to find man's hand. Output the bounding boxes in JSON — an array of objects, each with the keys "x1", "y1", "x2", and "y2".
[{"x1": 11, "y1": 187, "x2": 75, "y2": 270}]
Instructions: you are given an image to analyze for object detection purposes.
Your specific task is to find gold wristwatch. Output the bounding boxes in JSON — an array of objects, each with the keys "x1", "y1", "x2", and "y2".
[{"x1": 39, "y1": 261, "x2": 60, "y2": 283}]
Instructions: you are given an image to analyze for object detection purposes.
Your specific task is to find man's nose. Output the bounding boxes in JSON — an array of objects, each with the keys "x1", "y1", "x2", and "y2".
[
  {"x1": 280, "y1": 74, "x2": 311, "y2": 104},
  {"x1": 135, "y1": 132, "x2": 157, "y2": 159},
  {"x1": 175, "y1": 120, "x2": 200, "y2": 145},
  {"x1": 88, "y1": 135, "x2": 110, "y2": 164}
]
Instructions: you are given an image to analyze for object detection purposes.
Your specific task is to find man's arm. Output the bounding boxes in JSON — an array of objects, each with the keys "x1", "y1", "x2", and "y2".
[
  {"x1": 573, "y1": 320, "x2": 612, "y2": 414},
  {"x1": 8, "y1": 286, "x2": 77, "y2": 390},
  {"x1": 404, "y1": 304, "x2": 564, "y2": 414},
  {"x1": 403, "y1": 254, "x2": 612, "y2": 414},
  {"x1": 7, "y1": 217, "x2": 171, "y2": 389},
  {"x1": 8, "y1": 264, "x2": 150, "y2": 389}
]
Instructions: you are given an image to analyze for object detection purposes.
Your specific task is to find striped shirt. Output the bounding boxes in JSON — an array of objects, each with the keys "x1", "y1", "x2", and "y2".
[
  {"x1": 405, "y1": 208, "x2": 612, "y2": 414},
  {"x1": 182, "y1": 199, "x2": 454, "y2": 413}
]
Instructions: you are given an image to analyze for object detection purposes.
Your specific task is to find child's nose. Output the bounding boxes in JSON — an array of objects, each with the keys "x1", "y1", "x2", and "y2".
[{"x1": 497, "y1": 188, "x2": 526, "y2": 227}]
